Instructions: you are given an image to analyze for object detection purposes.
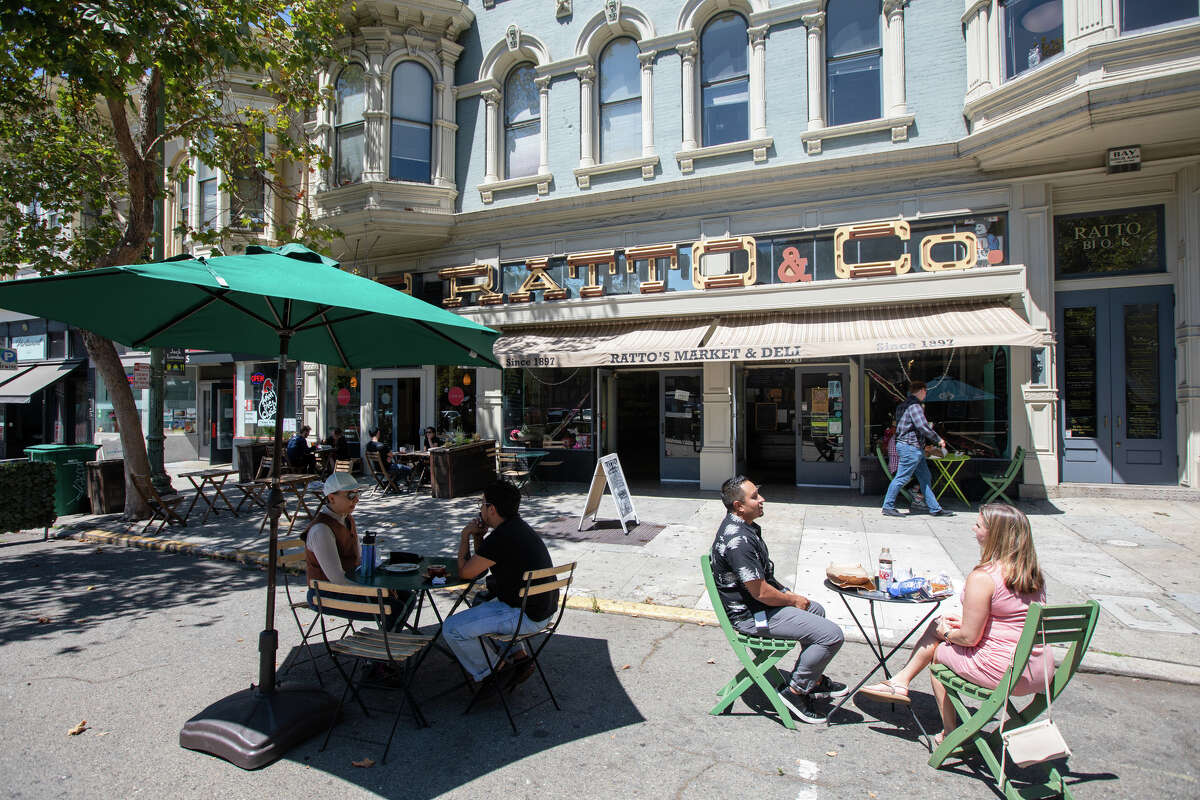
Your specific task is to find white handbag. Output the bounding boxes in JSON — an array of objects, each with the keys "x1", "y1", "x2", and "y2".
[{"x1": 998, "y1": 625, "x2": 1070, "y2": 777}]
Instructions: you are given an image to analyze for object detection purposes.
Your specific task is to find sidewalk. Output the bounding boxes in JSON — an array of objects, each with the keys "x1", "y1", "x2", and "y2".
[{"x1": 55, "y1": 460, "x2": 1200, "y2": 685}]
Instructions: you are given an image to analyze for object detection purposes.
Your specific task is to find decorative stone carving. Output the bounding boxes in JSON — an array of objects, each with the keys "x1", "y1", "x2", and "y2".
[
  {"x1": 556, "y1": 0, "x2": 572, "y2": 19},
  {"x1": 604, "y1": 0, "x2": 621, "y2": 26},
  {"x1": 505, "y1": 24, "x2": 520, "y2": 51}
]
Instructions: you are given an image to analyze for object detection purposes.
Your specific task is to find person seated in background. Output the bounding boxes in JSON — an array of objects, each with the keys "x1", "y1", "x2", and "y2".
[
  {"x1": 325, "y1": 427, "x2": 349, "y2": 459},
  {"x1": 856, "y1": 503, "x2": 1051, "y2": 748},
  {"x1": 286, "y1": 425, "x2": 317, "y2": 474},
  {"x1": 420, "y1": 426, "x2": 441, "y2": 450},
  {"x1": 365, "y1": 427, "x2": 411, "y2": 485}
]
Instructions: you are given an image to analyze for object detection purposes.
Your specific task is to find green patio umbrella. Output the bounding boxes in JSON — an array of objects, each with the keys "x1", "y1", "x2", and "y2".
[{"x1": 0, "y1": 243, "x2": 500, "y2": 768}]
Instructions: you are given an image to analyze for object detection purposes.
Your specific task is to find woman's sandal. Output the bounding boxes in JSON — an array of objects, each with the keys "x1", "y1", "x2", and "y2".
[{"x1": 856, "y1": 680, "x2": 911, "y2": 704}]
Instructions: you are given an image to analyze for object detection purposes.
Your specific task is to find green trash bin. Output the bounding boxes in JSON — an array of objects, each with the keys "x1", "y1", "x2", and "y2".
[{"x1": 24, "y1": 444, "x2": 103, "y2": 516}]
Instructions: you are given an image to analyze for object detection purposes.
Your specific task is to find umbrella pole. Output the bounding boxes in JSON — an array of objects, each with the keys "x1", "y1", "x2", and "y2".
[{"x1": 179, "y1": 333, "x2": 337, "y2": 770}]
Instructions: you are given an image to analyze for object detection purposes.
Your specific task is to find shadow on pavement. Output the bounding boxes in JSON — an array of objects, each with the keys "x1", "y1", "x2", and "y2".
[
  {"x1": 0, "y1": 539, "x2": 262, "y2": 647},
  {"x1": 278, "y1": 632, "x2": 645, "y2": 798}
]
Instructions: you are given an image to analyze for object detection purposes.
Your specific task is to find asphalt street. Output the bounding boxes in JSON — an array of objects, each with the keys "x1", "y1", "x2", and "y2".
[{"x1": 1, "y1": 533, "x2": 1196, "y2": 799}]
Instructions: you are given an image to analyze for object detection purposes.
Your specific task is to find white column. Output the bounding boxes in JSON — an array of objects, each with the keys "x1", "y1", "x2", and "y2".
[
  {"x1": 802, "y1": 13, "x2": 825, "y2": 130},
  {"x1": 536, "y1": 75, "x2": 551, "y2": 175},
  {"x1": 962, "y1": 0, "x2": 993, "y2": 102},
  {"x1": 883, "y1": 0, "x2": 907, "y2": 117},
  {"x1": 678, "y1": 42, "x2": 698, "y2": 151},
  {"x1": 576, "y1": 65, "x2": 596, "y2": 167},
  {"x1": 362, "y1": 52, "x2": 386, "y2": 183},
  {"x1": 435, "y1": 49, "x2": 458, "y2": 189},
  {"x1": 748, "y1": 25, "x2": 768, "y2": 139},
  {"x1": 482, "y1": 89, "x2": 500, "y2": 183},
  {"x1": 699, "y1": 362, "x2": 734, "y2": 491},
  {"x1": 1066, "y1": 0, "x2": 1116, "y2": 51},
  {"x1": 638, "y1": 50, "x2": 657, "y2": 158}
]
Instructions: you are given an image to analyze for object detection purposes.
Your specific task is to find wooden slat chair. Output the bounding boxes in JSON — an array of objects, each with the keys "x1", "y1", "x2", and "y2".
[
  {"x1": 464, "y1": 562, "x2": 577, "y2": 735},
  {"x1": 929, "y1": 600, "x2": 1100, "y2": 800},
  {"x1": 497, "y1": 452, "x2": 532, "y2": 490},
  {"x1": 334, "y1": 459, "x2": 356, "y2": 474},
  {"x1": 233, "y1": 456, "x2": 274, "y2": 513},
  {"x1": 365, "y1": 450, "x2": 402, "y2": 496},
  {"x1": 129, "y1": 472, "x2": 187, "y2": 533},
  {"x1": 311, "y1": 579, "x2": 435, "y2": 764},
  {"x1": 700, "y1": 554, "x2": 802, "y2": 730},
  {"x1": 875, "y1": 444, "x2": 914, "y2": 504},
  {"x1": 981, "y1": 446, "x2": 1026, "y2": 505},
  {"x1": 275, "y1": 538, "x2": 351, "y2": 685}
]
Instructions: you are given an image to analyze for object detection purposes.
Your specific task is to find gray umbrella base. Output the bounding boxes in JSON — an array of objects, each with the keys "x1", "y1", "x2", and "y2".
[{"x1": 179, "y1": 683, "x2": 337, "y2": 770}]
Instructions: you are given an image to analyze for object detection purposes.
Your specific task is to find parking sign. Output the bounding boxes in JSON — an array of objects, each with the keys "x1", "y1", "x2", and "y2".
[{"x1": 0, "y1": 347, "x2": 16, "y2": 370}]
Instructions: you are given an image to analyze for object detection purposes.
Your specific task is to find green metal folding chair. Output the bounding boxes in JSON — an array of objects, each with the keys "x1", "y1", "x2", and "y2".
[
  {"x1": 981, "y1": 446, "x2": 1025, "y2": 505},
  {"x1": 875, "y1": 444, "x2": 914, "y2": 504},
  {"x1": 929, "y1": 600, "x2": 1099, "y2": 800},
  {"x1": 700, "y1": 554, "x2": 801, "y2": 730}
]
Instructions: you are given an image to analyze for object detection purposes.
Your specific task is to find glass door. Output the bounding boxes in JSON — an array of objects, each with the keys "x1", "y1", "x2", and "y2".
[
  {"x1": 660, "y1": 371, "x2": 702, "y2": 482},
  {"x1": 795, "y1": 368, "x2": 850, "y2": 486},
  {"x1": 214, "y1": 386, "x2": 234, "y2": 463},
  {"x1": 1058, "y1": 286, "x2": 1176, "y2": 484},
  {"x1": 198, "y1": 384, "x2": 212, "y2": 460},
  {"x1": 374, "y1": 379, "x2": 397, "y2": 449}
]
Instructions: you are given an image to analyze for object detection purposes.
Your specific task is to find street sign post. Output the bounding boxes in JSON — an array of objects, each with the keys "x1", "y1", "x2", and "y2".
[{"x1": 0, "y1": 347, "x2": 17, "y2": 370}]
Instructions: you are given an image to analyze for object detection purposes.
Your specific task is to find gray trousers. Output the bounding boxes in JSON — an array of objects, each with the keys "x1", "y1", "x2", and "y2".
[{"x1": 733, "y1": 601, "x2": 845, "y2": 694}]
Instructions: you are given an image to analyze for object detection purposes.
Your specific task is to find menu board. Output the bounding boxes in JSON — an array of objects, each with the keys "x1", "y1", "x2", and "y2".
[
  {"x1": 1123, "y1": 304, "x2": 1160, "y2": 440},
  {"x1": 1062, "y1": 307, "x2": 1097, "y2": 439}
]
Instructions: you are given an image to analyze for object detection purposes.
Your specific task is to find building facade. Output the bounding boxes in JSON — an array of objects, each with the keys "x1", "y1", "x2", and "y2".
[{"x1": 179, "y1": 0, "x2": 1200, "y2": 495}]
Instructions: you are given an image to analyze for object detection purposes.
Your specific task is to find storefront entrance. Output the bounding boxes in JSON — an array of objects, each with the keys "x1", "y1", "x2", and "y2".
[
  {"x1": 1057, "y1": 285, "x2": 1176, "y2": 484},
  {"x1": 795, "y1": 367, "x2": 851, "y2": 487},
  {"x1": 213, "y1": 385, "x2": 234, "y2": 463},
  {"x1": 661, "y1": 371, "x2": 702, "y2": 482},
  {"x1": 373, "y1": 377, "x2": 421, "y2": 451}
]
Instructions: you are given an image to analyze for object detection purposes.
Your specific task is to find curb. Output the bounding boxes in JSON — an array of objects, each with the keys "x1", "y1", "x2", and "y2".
[{"x1": 68, "y1": 527, "x2": 1200, "y2": 687}]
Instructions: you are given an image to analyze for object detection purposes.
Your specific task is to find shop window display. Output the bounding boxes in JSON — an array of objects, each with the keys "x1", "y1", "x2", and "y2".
[
  {"x1": 243, "y1": 361, "x2": 297, "y2": 440},
  {"x1": 326, "y1": 366, "x2": 361, "y2": 450},
  {"x1": 436, "y1": 366, "x2": 477, "y2": 441},
  {"x1": 863, "y1": 347, "x2": 1010, "y2": 458},
  {"x1": 164, "y1": 376, "x2": 196, "y2": 435},
  {"x1": 502, "y1": 367, "x2": 593, "y2": 449}
]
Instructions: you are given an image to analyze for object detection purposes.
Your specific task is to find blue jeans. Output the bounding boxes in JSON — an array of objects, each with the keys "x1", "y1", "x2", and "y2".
[
  {"x1": 443, "y1": 598, "x2": 548, "y2": 681},
  {"x1": 882, "y1": 441, "x2": 942, "y2": 513}
]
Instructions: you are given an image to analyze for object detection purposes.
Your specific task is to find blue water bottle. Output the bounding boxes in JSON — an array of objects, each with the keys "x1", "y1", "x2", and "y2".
[{"x1": 361, "y1": 531, "x2": 376, "y2": 578}]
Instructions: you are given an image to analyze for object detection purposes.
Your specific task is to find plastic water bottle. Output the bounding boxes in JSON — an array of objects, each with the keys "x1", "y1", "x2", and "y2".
[
  {"x1": 878, "y1": 547, "x2": 893, "y2": 590},
  {"x1": 361, "y1": 530, "x2": 376, "y2": 578}
]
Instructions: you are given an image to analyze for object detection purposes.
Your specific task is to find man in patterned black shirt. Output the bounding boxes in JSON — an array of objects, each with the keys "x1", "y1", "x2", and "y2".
[{"x1": 710, "y1": 475, "x2": 848, "y2": 724}]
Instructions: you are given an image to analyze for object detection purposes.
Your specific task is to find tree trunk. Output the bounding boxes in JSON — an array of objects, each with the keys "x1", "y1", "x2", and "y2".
[{"x1": 83, "y1": 330, "x2": 151, "y2": 518}]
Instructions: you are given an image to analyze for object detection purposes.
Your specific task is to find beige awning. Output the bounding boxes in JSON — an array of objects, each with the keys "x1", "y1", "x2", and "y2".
[
  {"x1": 494, "y1": 319, "x2": 714, "y2": 368},
  {"x1": 0, "y1": 361, "x2": 83, "y2": 404},
  {"x1": 705, "y1": 301, "x2": 1042, "y2": 360}
]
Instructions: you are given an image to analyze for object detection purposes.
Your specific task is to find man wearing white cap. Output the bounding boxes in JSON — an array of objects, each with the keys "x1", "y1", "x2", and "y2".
[{"x1": 303, "y1": 471, "x2": 405, "y2": 630}]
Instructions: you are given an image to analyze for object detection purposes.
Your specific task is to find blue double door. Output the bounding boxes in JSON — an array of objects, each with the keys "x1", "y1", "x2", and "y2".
[{"x1": 1056, "y1": 285, "x2": 1175, "y2": 484}]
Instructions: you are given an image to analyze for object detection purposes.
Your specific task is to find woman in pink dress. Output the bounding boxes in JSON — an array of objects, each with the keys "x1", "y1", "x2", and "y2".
[{"x1": 858, "y1": 503, "x2": 1051, "y2": 744}]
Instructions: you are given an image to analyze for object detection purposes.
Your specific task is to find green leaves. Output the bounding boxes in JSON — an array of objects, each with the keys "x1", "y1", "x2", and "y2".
[{"x1": 0, "y1": 0, "x2": 346, "y2": 277}]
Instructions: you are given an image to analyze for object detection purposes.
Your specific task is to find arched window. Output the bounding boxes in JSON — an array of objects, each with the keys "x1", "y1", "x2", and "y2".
[
  {"x1": 700, "y1": 12, "x2": 749, "y2": 147},
  {"x1": 504, "y1": 63, "x2": 540, "y2": 179},
  {"x1": 390, "y1": 61, "x2": 434, "y2": 183},
  {"x1": 335, "y1": 64, "x2": 366, "y2": 186},
  {"x1": 826, "y1": 0, "x2": 882, "y2": 125},
  {"x1": 599, "y1": 37, "x2": 641, "y2": 163}
]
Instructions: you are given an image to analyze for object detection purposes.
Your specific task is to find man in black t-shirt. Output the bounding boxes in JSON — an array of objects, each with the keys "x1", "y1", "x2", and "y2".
[
  {"x1": 445, "y1": 480, "x2": 557, "y2": 686},
  {"x1": 710, "y1": 476, "x2": 848, "y2": 724}
]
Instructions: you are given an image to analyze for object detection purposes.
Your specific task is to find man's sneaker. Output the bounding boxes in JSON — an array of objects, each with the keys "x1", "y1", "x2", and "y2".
[
  {"x1": 930, "y1": 509, "x2": 956, "y2": 517},
  {"x1": 776, "y1": 686, "x2": 828, "y2": 725},
  {"x1": 881, "y1": 507, "x2": 903, "y2": 517},
  {"x1": 809, "y1": 675, "x2": 851, "y2": 700}
]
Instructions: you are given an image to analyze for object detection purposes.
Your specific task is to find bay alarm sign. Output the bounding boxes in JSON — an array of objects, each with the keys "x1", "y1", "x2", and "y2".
[{"x1": 429, "y1": 219, "x2": 994, "y2": 308}]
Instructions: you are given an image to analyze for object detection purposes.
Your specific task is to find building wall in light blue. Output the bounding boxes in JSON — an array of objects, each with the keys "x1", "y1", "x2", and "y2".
[{"x1": 453, "y1": 0, "x2": 971, "y2": 213}]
